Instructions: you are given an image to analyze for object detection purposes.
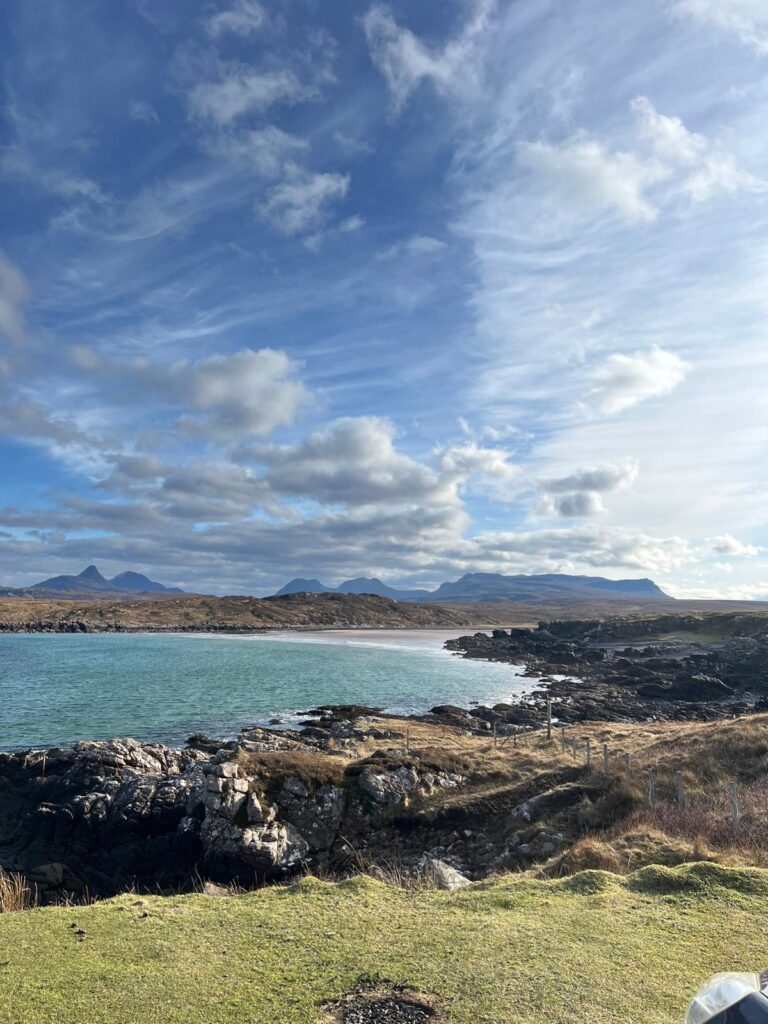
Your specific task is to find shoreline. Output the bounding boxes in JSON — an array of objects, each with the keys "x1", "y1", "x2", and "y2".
[{"x1": 0, "y1": 629, "x2": 538, "y2": 754}]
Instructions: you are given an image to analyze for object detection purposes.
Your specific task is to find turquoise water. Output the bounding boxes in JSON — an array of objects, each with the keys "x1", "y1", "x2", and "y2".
[{"x1": 0, "y1": 631, "x2": 530, "y2": 750}]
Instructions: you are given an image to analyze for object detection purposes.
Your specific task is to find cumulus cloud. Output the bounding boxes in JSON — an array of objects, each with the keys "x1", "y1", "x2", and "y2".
[
  {"x1": 0, "y1": 400, "x2": 86, "y2": 445},
  {"x1": 168, "y1": 348, "x2": 311, "y2": 439},
  {"x1": 439, "y1": 442, "x2": 519, "y2": 500},
  {"x1": 248, "y1": 416, "x2": 456, "y2": 509},
  {"x1": 363, "y1": 0, "x2": 495, "y2": 111},
  {"x1": 541, "y1": 491, "x2": 605, "y2": 517},
  {"x1": 541, "y1": 461, "x2": 638, "y2": 494},
  {"x1": 188, "y1": 69, "x2": 311, "y2": 125},
  {"x1": 0, "y1": 252, "x2": 30, "y2": 345},
  {"x1": 632, "y1": 96, "x2": 765, "y2": 201},
  {"x1": 586, "y1": 347, "x2": 689, "y2": 415},
  {"x1": 538, "y1": 460, "x2": 638, "y2": 518},
  {"x1": 73, "y1": 346, "x2": 310, "y2": 440},
  {"x1": 518, "y1": 139, "x2": 666, "y2": 224},
  {"x1": 207, "y1": 0, "x2": 266, "y2": 38},
  {"x1": 261, "y1": 172, "x2": 350, "y2": 236},
  {"x1": 710, "y1": 532, "x2": 761, "y2": 556},
  {"x1": 515, "y1": 97, "x2": 762, "y2": 230},
  {"x1": 675, "y1": 0, "x2": 768, "y2": 55}
]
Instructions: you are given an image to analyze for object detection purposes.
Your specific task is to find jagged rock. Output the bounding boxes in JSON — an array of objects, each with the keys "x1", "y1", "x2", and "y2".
[
  {"x1": 358, "y1": 765, "x2": 420, "y2": 805},
  {"x1": 0, "y1": 739, "x2": 207, "y2": 897}
]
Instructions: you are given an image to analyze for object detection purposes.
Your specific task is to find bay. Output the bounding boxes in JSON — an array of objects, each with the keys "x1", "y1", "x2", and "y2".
[{"x1": 0, "y1": 629, "x2": 532, "y2": 750}]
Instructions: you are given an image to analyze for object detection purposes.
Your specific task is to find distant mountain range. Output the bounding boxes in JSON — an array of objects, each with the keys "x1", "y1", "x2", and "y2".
[
  {"x1": 274, "y1": 572, "x2": 671, "y2": 603},
  {"x1": 0, "y1": 565, "x2": 185, "y2": 598}
]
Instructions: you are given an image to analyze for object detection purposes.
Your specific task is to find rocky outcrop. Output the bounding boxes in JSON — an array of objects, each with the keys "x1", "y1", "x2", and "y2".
[
  {"x1": 447, "y1": 614, "x2": 768, "y2": 724},
  {"x1": 0, "y1": 726, "x2": 474, "y2": 898},
  {"x1": 0, "y1": 739, "x2": 207, "y2": 895},
  {"x1": 357, "y1": 765, "x2": 463, "y2": 806}
]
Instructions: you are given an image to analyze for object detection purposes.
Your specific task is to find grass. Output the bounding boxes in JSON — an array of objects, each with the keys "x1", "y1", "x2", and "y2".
[
  {"x1": 1, "y1": 864, "x2": 768, "y2": 1023},
  {"x1": 0, "y1": 869, "x2": 35, "y2": 913},
  {"x1": 239, "y1": 749, "x2": 348, "y2": 790}
]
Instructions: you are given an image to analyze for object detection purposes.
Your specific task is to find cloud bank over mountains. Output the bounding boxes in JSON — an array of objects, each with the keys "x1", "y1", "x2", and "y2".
[{"x1": 0, "y1": 0, "x2": 766, "y2": 598}]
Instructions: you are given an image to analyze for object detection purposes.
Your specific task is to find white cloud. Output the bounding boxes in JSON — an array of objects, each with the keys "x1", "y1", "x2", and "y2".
[
  {"x1": 514, "y1": 98, "x2": 762, "y2": 232},
  {"x1": 174, "y1": 349, "x2": 308, "y2": 437},
  {"x1": 0, "y1": 145, "x2": 108, "y2": 205},
  {"x1": 543, "y1": 491, "x2": 605, "y2": 517},
  {"x1": 249, "y1": 416, "x2": 457, "y2": 509},
  {"x1": 363, "y1": 1, "x2": 495, "y2": 111},
  {"x1": 710, "y1": 532, "x2": 761, "y2": 556},
  {"x1": 188, "y1": 69, "x2": 311, "y2": 125},
  {"x1": 261, "y1": 172, "x2": 350, "y2": 236},
  {"x1": 439, "y1": 442, "x2": 519, "y2": 499},
  {"x1": 541, "y1": 460, "x2": 639, "y2": 495},
  {"x1": 72, "y1": 346, "x2": 310, "y2": 440},
  {"x1": 340, "y1": 214, "x2": 365, "y2": 232},
  {"x1": 205, "y1": 126, "x2": 308, "y2": 178},
  {"x1": 207, "y1": 0, "x2": 266, "y2": 38},
  {"x1": 378, "y1": 235, "x2": 448, "y2": 260},
  {"x1": 538, "y1": 460, "x2": 638, "y2": 518},
  {"x1": 675, "y1": 0, "x2": 768, "y2": 56},
  {"x1": 631, "y1": 95, "x2": 707, "y2": 165},
  {"x1": 632, "y1": 95, "x2": 765, "y2": 202},
  {"x1": 0, "y1": 252, "x2": 30, "y2": 345},
  {"x1": 586, "y1": 346, "x2": 689, "y2": 415},
  {"x1": 683, "y1": 151, "x2": 765, "y2": 202},
  {"x1": 128, "y1": 100, "x2": 159, "y2": 126},
  {"x1": 518, "y1": 138, "x2": 667, "y2": 224}
]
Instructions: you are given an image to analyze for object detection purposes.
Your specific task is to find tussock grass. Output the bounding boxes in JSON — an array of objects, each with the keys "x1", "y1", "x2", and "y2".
[{"x1": 0, "y1": 869, "x2": 36, "y2": 913}]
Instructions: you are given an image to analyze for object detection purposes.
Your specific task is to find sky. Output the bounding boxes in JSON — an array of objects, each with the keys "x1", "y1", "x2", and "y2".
[{"x1": 1, "y1": 0, "x2": 768, "y2": 597}]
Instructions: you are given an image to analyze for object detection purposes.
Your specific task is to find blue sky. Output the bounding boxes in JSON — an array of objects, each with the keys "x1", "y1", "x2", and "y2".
[{"x1": 1, "y1": 0, "x2": 768, "y2": 596}]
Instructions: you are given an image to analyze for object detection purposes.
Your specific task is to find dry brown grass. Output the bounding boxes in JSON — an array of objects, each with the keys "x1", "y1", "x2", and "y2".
[
  {"x1": 539, "y1": 828, "x2": 724, "y2": 877},
  {"x1": 238, "y1": 748, "x2": 348, "y2": 789},
  {"x1": 0, "y1": 869, "x2": 36, "y2": 913}
]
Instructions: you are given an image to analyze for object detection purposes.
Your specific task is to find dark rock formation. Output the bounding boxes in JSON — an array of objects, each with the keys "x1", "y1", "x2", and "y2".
[
  {"x1": 446, "y1": 613, "x2": 768, "y2": 724},
  {"x1": 0, "y1": 722, "x2": 471, "y2": 900}
]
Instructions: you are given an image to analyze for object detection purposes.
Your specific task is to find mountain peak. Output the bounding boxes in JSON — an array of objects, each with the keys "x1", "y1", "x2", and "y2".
[
  {"x1": 25, "y1": 566, "x2": 185, "y2": 596},
  {"x1": 78, "y1": 565, "x2": 106, "y2": 582}
]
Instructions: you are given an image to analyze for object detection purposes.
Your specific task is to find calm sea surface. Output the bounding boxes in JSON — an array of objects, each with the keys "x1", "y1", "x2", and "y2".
[{"x1": 0, "y1": 630, "x2": 532, "y2": 750}]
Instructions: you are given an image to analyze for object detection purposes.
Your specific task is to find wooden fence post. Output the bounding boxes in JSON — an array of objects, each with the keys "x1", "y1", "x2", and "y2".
[
  {"x1": 624, "y1": 753, "x2": 631, "y2": 775},
  {"x1": 571, "y1": 737, "x2": 578, "y2": 760},
  {"x1": 405, "y1": 729, "x2": 410, "y2": 753},
  {"x1": 585, "y1": 738, "x2": 592, "y2": 770},
  {"x1": 561, "y1": 727, "x2": 566, "y2": 753},
  {"x1": 676, "y1": 771, "x2": 686, "y2": 808},
  {"x1": 547, "y1": 699, "x2": 552, "y2": 741},
  {"x1": 648, "y1": 768, "x2": 656, "y2": 807},
  {"x1": 493, "y1": 722, "x2": 497, "y2": 749},
  {"x1": 727, "y1": 782, "x2": 740, "y2": 834},
  {"x1": 603, "y1": 743, "x2": 609, "y2": 774}
]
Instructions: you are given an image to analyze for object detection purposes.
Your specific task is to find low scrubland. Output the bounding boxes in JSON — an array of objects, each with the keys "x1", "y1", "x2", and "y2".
[{"x1": 346, "y1": 712, "x2": 768, "y2": 877}]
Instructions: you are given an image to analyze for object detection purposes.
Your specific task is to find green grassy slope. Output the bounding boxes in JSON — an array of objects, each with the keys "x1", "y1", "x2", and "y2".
[{"x1": 1, "y1": 864, "x2": 767, "y2": 1024}]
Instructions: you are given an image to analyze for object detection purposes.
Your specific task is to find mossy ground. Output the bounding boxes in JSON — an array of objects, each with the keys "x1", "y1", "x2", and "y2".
[{"x1": 1, "y1": 863, "x2": 768, "y2": 1024}]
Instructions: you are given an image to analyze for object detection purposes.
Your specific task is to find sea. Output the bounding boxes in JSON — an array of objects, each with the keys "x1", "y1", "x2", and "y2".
[{"x1": 0, "y1": 629, "x2": 534, "y2": 751}]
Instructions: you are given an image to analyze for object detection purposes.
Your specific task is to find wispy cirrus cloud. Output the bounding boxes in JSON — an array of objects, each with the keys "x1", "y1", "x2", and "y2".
[
  {"x1": 675, "y1": 0, "x2": 768, "y2": 55},
  {"x1": 0, "y1": 253, "x2": 30, "y2": 346},
  {"x1": 206, "y1": 0, "x2": 267, "y2": 39}
]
